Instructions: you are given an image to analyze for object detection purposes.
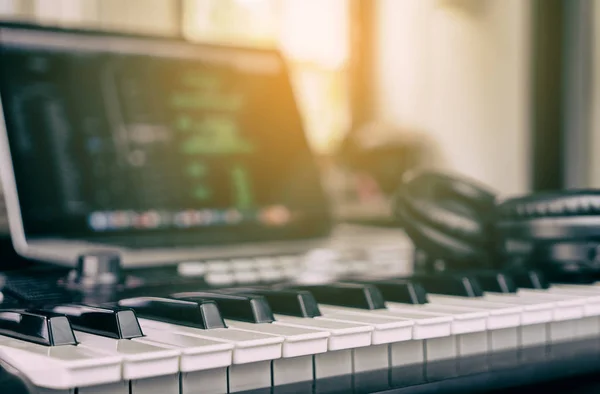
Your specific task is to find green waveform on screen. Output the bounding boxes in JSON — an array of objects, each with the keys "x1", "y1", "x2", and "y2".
[
  {"x1": 231, "y1": 165, "x2": 253, "y2": 210},
  {"x1": 170, "y1": 93, "x2": 244, "y2": 111},
  {"x1": 182, "y1": 74, "x2": 220, "y2": 89},
  {"x1": 181, "y1": 117, "x2": 254, "y2": 155},
  {"x1": 187, "y1": 162, "x2": 207, "y2": 178},
  {"x1": 193, "y1": 185, "x2": 212, "y2": 200}
]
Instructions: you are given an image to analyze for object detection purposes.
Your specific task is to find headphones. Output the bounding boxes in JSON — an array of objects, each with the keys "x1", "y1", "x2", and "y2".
[{"x1": 393, "y1": 170, "x2": 600, "y2": 282}]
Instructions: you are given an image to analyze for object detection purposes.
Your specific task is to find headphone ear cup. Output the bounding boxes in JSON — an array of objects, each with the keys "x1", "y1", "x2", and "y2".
[
  {"x1": 393, "y1": 171, "x2": 498, "y2": 271},
  {"x1": 497, "y1": 190, "x2": 600, "y2": 281},
  {"x1": 404, "y1": 172, "x2": 496, "y2": 213},
  {"x1": 394, "y1": 199, "x2": 491, "y2": 266}
]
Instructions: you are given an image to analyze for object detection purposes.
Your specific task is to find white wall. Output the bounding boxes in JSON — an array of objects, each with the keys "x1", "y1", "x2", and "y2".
[
  {"x1": 590, "y1": 1, "x2": 600, "y2": 188},
  {"x1": 374, "y1": 0, "x2": 532, "y2": 196}
]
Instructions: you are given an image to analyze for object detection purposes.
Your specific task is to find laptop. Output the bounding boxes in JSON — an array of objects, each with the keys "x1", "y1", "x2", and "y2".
[{"x1": 0, "y1": 22, "x2": 340, "y2": 267}]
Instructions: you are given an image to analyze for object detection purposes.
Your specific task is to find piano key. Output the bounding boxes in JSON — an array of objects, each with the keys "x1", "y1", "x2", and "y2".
[
  {"x1": 0, "y1": 309, "x2": 77, "y2": 346},
  {"x1": 288, "y1": 283, "x2": 387, "y2": 310},
  {"x1": 74, "y1": 331, "x2": 180, "y2": 394},
  {"x1": 427, "y1": 295, "x2": 523, "y2": 329},
  {"x1": 314, "y1": 311, "x2": 413, "y2": 390},
  {"x1": 480, "y1": 293, "x2": 555, "y2": 325},
  {"x1": 344, "y1": 277, "x2": 488, "y2": 374},
  {"x1": 172, "y1": 292, "x2": 274, "y2": 324},
  {"x1": 479, "y1": 290, "x2": 580, "y2": 359},
  {"x1": 347, "y1": 279, "x2": 428, "y2": 304},
  {"x1": 515, "y1": 288, "x2": 600, "y2": 347},
  {"x1": 223, "y1": 320, "x2": 328, "y2": 358},
  {"x1": 118, "y1": 297, "x2": 226, "y2": 329},
  {"x1": 318, "y1": 304, "x2": 452, "y2": 340},
  {"x1": 508, "y1": 269, "x2": 550, "y2": 289},
  {"x1": 424, "y1": 295, "x2": 523, "y2": 369},
  {"x1": 471, "y1": 271, "x2": 518, "y2": 293},
  {"x1": 132, "y1": 327, "x2": 233, "y2": 394},
  {"x1": 272, "y1": 314, "x2": 373, "y2": 391},
  {"x1": 222, "y1": 320, "x2": 328, "y2": 390},
  {"x1": 407, "y1": 274, "x2": 484, "y2": 297},
  {"x1": 0, "y1": 335, "x2": 122, "y2": 392},
  {"x1": 235, "y1": 288, "x2": 322, "y2": 318},
  {"x1": 317, "y1": 304, "x2": 454, "y2": 382},
  {"x1": 48, "y1": 304, "x2": 143, "y2": 339},
  {"x1": 137, "y1": 319, "x2": 282, "y2": 393}
]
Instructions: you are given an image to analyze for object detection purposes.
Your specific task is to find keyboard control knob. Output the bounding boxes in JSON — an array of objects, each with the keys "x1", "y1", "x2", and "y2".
[{"x1": 68, "y1": 252, "x2": 123, "y2": 287}]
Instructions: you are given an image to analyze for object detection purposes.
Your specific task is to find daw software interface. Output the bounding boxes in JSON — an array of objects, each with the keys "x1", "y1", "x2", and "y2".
[{"x1": 0, "y1": 25, "x2": 331, "y2": 247}]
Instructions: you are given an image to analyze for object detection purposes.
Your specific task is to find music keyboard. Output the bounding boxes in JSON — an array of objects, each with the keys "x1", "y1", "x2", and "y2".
[{"x1": 2, "y1": 246, "x2": 600, "y2": 393}]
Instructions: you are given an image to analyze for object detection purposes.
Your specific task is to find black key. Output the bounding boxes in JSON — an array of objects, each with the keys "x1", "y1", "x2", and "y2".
[
  {"x1": 507, "y1": 269, "x2": 550, "y2": 289},
  {"x1": 0, "y1": 309, "x2": 77, "y2": 346},
  {"x1": 470, "y1": 271, "x2": 518, "y2": 293},
  {"x1": 172, "y1": 292, "x2": 274, "y2": 324},
  {"x1": 48, "y1": 304, "x2": 143, "y2": 339},
  {"x1": 285, "y1": 283, "x2": 386, "y2": 310},
  {"x1": 346, "y1": 280, "x2": 428, "y2": 304},
  {"x1": 118, "y1": 297, "x2": 226, "y2": 329},
  {"x1": 226, "y1": 288, "x2": 322, "y2": 318},
  {"x1": 404, "y1": 274, "x2": 483, "y2": 297}
]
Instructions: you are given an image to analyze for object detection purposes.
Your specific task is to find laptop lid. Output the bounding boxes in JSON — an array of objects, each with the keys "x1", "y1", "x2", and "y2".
[{"x1": 0, "y1": 23, "x2": 332, "y2": 264}]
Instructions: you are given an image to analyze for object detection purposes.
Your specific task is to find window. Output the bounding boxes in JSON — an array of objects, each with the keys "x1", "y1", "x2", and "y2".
[
  {"x1": 0, "y1": 0, "x2": 352, "y2": 155},
  {"x1": 183, "y1": 0, "x2": 352, "y2": 155}
]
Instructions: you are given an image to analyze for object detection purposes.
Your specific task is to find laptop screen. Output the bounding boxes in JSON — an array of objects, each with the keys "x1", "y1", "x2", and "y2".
[{"x1": 0, "y1": 25, "x2": 331, "y2": 246}]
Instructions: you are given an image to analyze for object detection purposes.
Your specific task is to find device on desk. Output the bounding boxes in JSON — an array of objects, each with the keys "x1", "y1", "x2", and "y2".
[
  {"x1": 0, "y1": 21, "x2": 334, "y2": 267},
  {"x1": 2, "y1": 21, "x2": 600, "y2": 394}
]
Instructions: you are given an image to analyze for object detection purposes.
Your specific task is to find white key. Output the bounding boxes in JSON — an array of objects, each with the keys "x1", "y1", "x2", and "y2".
[
  {"x1": 426, "y1": 295, "x2": 523, "y2": 365},
  {"x1": 385, "y1": 302, "x2": 489, "y2": 368},
  {"x1": 315, "y1": 311, "x2": 413, "y2": 376},
  {"x1": 75, "y1": 331, "x2": 179, "y2": 384},
  {"x1": 138, "y1": 319, "x2": 282, "y2": 364},
  {"x1": 479, "y1": 292, "x2": 554, "y2": 355},
  {"x1": 318, "y1": 311, "x2": 414, "y2": 344},
  {"x1": 134, "y1": 328, "x2": 233, "y2": 394},
  {"x1": 224, "y1": 320, "x2": 328, "y2": 387},
  {"x1": 223, "y1": 320, "x2": 328, "y2": 358},
  {"x1": 316, "y1": 304, "x2": 454, "y2": 377},
  {"x1": 428, "y1": 295, "x2": 523, "y2": 329},
  {"x1": 273, "y1": 315, "x2": 372, "y2": 382},
  {"x1": 513, "y1": 290, "x2": 587, "y2": 343},
  {"x1": 385, "y1": 303, "x2": 488, "y2": 335},
  {"x1": 542, "y1": 286, "x2": 600, "y2": 316},
  {"x1": 273, "y1": 314, "x2": 372, "y2": 350},
  {"x1": 138, "y1": 319, "x2": 282, "y2": 393},
  {"x1": 482, "y1": 293, "x2": 555, "y2": 325},
  {"x1": 134, "y1": 327, "x2": 233, "y2": 372},
  {"x1": 318, "y1": 305, "x2": 452, "y2": 339},
  {"x1": 0, "y1": 336, "x2": 122, "y2": 392},
  {"x1": 515, "y1": 289, "x2": 586, "y2": 320}
]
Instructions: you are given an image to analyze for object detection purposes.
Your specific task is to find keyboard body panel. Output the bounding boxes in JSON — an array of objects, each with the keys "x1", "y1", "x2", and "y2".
[{"x1": 1, "y1": 227, "x2": 600, "y2": 393}]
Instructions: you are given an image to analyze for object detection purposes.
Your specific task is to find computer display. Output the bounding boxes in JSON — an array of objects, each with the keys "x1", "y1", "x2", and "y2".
[{"x1": 0, "y1": 25, "x2": 331, "y2": 245}]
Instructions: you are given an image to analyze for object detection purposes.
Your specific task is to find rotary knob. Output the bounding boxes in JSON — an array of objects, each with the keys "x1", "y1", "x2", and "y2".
[{"x1": 68, "y1": 251, "x2": 123, "y2": 288}]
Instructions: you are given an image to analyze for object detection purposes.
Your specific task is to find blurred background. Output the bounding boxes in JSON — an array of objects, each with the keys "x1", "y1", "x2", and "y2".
[{"x1": 0, "y1": 0, "x2": 598, "y2": 224}]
